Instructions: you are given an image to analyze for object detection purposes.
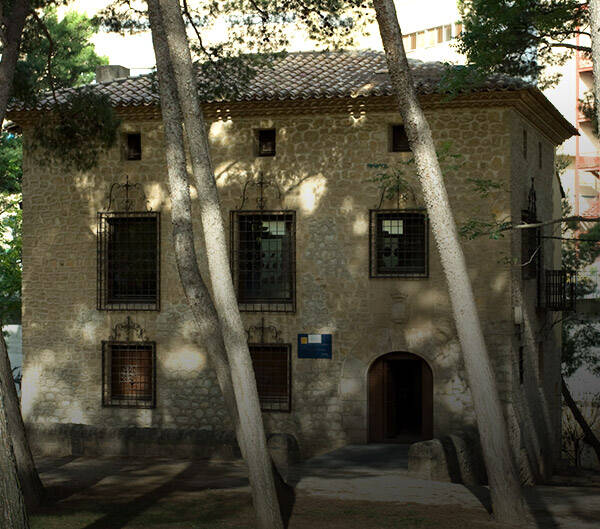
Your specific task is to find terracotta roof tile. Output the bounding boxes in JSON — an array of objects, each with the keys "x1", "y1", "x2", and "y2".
[{"x1": 9, "y1": 50, "x2": 529, "y2": 111}]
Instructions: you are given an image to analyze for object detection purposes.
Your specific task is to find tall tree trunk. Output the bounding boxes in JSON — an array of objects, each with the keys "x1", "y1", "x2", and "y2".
[
  {"x1": 0, "y1": 0, "x2": 29, "y2": 124},
  {"x1": 0, "y1": 364, "x2": 30, "y2": 529},
  {"x1": 0, "y1": 0, "x2": 45, "y2": 512},
  {"x1": 590, "y1": 0, "x2": 600, "y2": 129},
  {"x1": 562, "y1": 375, "x2": 600, "y2": 464},
  {"x1": 146, "y1": 0, "x2": 240, "y2": 438},
  {"x1": 0, "y1": 331, "x2": 44, "y2": 509},
  {"x1": 371, "y1": 0, "x2": 527, "y2": 524},
  {"x1": 147, "y1": 2, "x2": 284, "y2": 528}
]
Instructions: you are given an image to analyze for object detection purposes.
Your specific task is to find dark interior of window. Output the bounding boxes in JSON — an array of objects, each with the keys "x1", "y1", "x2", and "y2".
[
  {"x1": 257, "y1": 129, "x2": 276, "y2": 157},
  {"x1": 249, "y1": 344, "x2": 291, "y2": 412},
  {"x1": 237, "y1": 213, "x2": 293, "y2": 303},
  {"x1": 103, "y1": 342, "x2": 155, "y2": 408},
  {"x1": 374, "y1": 211, "x2": 427, "y2": 276},
  {"x1": 391, "y1": 125, "x2": 411, "y2": 152},
  {"x1": 126, "y1": 133, "x2": 142, "y2": 160},
  {"x1": 107, "y1": 216, "x2": 158, "y2": 304}
]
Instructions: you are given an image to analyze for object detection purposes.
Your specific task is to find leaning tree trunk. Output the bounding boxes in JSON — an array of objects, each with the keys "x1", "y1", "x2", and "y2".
[
  {"x1": 146, "y1": 0, "x2": 240, "y2": 439},
  {"x1": 0, "y1": 330, "x2": 44, "y2": 509},
  {"x1": 0, "y1": 0, "x2": 29, "y2": 124},
  {"x1": 372, "y1": 0, "x2": 527, "y2": 524},
  {"x1": 0, "y1": 0, "x2": 45, "y2": 511},
  {"x1": 0, "y1": 365, "x2": 30, "y2": 529},
  {"x1": 590, "y1": 0, "x2": 600, "y2": 130},
  {"x1": 562, "y1": 375, "x2": 600, "y2": 464},
  {"x1": 147, "y1": 2, "x2": 284, "y2": 528}
]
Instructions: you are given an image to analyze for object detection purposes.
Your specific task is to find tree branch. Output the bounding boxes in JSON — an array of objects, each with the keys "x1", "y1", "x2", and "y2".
[
  {"x1": 181, "y1": 0, "x2": 214, "y2": 62},
  {"x1": 562, "y1": 376, "x2": 600, "y2": 464},
  {"x1": 30, "y1": 8, "x2": 57, "y2": 104},
  {"x1": 549, "y1": 42, "x2": 592, "y2": 52},
  {"x1": 513, "y1": 216, "x2": 600, "y2": 230},
  {"x1": 247, "y1": 0, "x2": 269, "y2": 20}
]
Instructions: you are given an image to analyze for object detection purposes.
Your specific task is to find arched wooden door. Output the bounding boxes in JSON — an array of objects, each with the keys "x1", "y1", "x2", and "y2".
[{"x1": 368, "y1": 352, "x2": 433, "y2": 443}]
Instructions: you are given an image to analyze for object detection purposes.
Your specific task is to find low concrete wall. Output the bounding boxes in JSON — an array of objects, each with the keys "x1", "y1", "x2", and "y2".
[
  {"x1": 408, "y1": 435, "x2": 487, "y2": 485},
  {"x1": 27, "y1": 423, "x2": 241, "y2": 460}
]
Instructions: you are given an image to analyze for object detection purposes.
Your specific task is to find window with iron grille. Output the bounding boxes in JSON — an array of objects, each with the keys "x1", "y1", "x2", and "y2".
[
  {"x1": 370, "y1": 210, "x2": 428, "y2": 278},
  {"x1": 249, "y1": 344, "x2": 291, "y2": 412},
  {"x1": 521, "y1": 210, "x2": 540, "y2": 281},
  {"x1": 390, "y1": 125, "x2": 411, "y2": 152},
  {"x1": 102, "y1": 341, "x2": 156, "y2": 408},
  {"x1": 98, "y1": 212, "x2": 160, "y2": 310},
  {"x1": 230, "y1": 211, "x2": 295, "y2": 312}
]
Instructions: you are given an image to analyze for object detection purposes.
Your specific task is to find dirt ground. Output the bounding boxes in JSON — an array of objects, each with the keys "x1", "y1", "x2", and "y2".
[
  {"x1": 31, "y1": 490, "x2": 514, "y2": 529},
  {"x1": 29, "y1": 456, "x2": 516, "y2": 529},
  {"x1": 29, "y1": 455, "x2": 600, "y2": 529}
]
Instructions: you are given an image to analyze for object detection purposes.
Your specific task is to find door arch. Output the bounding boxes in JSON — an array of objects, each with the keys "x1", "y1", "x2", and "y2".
[{"x1": 368, "y1": 352, "x2": 433, "y2": 443}]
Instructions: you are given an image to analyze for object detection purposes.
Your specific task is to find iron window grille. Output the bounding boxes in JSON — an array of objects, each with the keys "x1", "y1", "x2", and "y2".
[
  {"x1": 102, "y1": 341, "x2": 156, "y2": 408},
  {"x1": 369, "y1": 209, "x2": 428, "y2": 278},
  {"x1": 230, "y1": 210, "x2": 295, "y2": 312},
  {"x1": 249, "y1": 343, "x2": 291, "y2": 412},
  {"x1": 543, "y1": 269, "x2": 576, "y2": 311},
  {"x1": 390, "y1": 125, "x2": 411, "y2": 152},
  {"x1": 97, "y1": 211, "x2": 160, "y2": 311}
]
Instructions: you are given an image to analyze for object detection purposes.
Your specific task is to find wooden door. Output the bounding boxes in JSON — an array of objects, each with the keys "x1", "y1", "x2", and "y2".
[
  {"x1": 368, "y1": 357, "x2": 385, "y2": 442},
  {"x1": 421, "y1": 359, "x2": 433, "y2": 440},
  {"x1": 368, "y1": 353, "x2": 433, "y2": 443}
]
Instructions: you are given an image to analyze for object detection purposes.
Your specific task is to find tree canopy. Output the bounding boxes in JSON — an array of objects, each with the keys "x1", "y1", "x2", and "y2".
[
  {"x1": 0, "y1": 5, "x2": 108, "y2": 322},
  {"x1": 12, "y1": 6, "x2": 108, "y2": 106},
  {"x1": 457, "y1": 0, "x2": 589, "y2": 88}
]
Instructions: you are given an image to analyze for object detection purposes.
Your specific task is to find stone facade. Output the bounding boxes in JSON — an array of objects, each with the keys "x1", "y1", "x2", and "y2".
[{"x1": 15, "y1": 92, "x2": 570, "y2": 478}]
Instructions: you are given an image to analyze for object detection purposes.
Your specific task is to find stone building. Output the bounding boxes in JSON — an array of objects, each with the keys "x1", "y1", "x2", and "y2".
[{"x1": 8, "y1": 51, "x2": 576, "y2": 480}]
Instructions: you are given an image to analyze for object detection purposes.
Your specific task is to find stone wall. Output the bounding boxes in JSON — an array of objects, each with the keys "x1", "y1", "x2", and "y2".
[
  {"x1": 506, "y1": 110, "x2": 563, "y2": 482},
  {"x1": 19, "y1": 101, "x2": 559, "y2": 464}
]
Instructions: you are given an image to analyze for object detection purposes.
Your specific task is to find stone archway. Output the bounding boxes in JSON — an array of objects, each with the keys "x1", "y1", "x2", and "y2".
[{"x1": 368, "y1": 352, "x2": 433, "y2": 443}]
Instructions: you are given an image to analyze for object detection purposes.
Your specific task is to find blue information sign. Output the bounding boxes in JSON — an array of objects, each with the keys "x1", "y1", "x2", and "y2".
[{"x1": 297, "y1": 334, "x2": 332, "y2": 359}]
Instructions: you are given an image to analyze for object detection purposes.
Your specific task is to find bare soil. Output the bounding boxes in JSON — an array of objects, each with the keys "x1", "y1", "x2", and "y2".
[{"x1": 31, "y1": 490, "x2": 513, "y2": 529}]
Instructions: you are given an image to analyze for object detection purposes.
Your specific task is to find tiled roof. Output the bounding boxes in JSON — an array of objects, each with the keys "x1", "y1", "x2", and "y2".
[{"x1": 9, "y1": 50, "x2": 529, "y2": 111}]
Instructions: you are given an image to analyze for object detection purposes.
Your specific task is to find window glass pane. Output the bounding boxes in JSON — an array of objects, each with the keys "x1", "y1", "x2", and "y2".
[
  {"x1": 375, "y1": 212, "x2": 426, "y2": 276},
  {"x1": 107, "y1": 217, "x2": 158, "y2": 303},
  {"x1": 382, "y1": 219, "x2": 403, "y2": 235},
  {"x1": 444, "y1": 25, "x2": 452, "y2": 41},
  {"x1": 238, "y1": 214, "x2": 292, "y2": 302}
]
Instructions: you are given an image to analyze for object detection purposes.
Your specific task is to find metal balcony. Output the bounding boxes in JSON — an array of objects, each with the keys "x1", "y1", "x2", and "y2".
[{"x1": 543, "y1": 270, "x2": 576, "y2": 311}]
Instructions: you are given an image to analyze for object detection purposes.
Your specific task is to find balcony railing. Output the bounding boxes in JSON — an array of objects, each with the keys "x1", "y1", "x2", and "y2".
[{"x1": 543, "y1": 270, "x2": 576, "y2": 311}]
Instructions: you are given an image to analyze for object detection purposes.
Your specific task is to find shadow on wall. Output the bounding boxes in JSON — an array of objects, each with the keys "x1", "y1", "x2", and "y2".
[{"x1": 20, "y1": 109, "x2": 526, "y2": 466}]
